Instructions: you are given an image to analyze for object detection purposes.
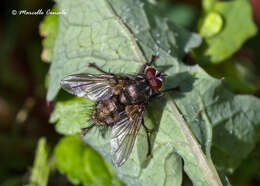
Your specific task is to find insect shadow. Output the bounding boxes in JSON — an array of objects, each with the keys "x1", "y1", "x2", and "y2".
[
  {"x1": 139, "y1": 71, "x2": 196, "y2": 168},
  {"x1": 165, "y1": 71, "x2": 197, "y2": 98}
]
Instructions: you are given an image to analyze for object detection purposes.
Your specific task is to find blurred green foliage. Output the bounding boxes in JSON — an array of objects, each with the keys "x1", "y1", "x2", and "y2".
[
  {"x1": 196, "y1": 0, "x2": 257, "y2": 64},
  {"x1": 29, "y1": 138, "x2": 50, "y2": 186},
  {"x1": 39, "y1": 6, "x2": 58, "y2": 63},
  {"x1": 54, "y1": 136, "x2": 124, "y2": 186}
]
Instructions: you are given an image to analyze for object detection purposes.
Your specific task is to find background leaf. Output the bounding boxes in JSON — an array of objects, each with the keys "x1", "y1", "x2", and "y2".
[
  {"x1": 230, "y1": 142, "x2": 260, "y2": 186},
  {"x1": 29, "y1": 138, "x2": 50, "y2": 186},
  {"x1": 39, "y1": 6, "x2": 59, "y2": 63},
  {"x1": 196, "y1": 0, "x2": 257, "y2": 64},
  {"x1": 154, "y1": 1, "x2": 199, "y2": 29}
]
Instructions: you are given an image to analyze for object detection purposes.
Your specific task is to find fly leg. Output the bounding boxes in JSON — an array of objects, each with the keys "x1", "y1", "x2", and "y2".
[
  {"x1": 139, "y1": 63, "x2": 148, "y2": 74},
  {"x1": 139, "y1": 55, "x2": 159, "y2": 74},
  {"x1": 161, "y1": 86, "x2": 180, "y2": 93},
  {"x1": 142, "y1": 119, "x2": 152, "y2": 159},
  {"x1": 147, "y1": 55, "x2": 159, "y2": 66},
  {"x1": 81, "y1": 123, "x2": 95, "y2": 137},
  {"x1": 88, "y1": 63, "x2": 112, "y2": 74},
  {"x1": 152, "y1": 86, "x2": 180, "y2": 99}
]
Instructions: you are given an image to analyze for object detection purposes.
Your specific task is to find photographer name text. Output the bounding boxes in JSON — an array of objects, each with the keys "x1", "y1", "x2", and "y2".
[{"x1": 12, "y1": 9, "x2": 67, "y2": 16}]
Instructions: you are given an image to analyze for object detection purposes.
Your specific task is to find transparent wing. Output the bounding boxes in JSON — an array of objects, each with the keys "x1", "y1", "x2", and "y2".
[
  {"x1": 60, "y1": 74, "x2": 116, "y2": 101},
  {"x1": 110, "y1": 105, "x2": 145, "y2": 167}
]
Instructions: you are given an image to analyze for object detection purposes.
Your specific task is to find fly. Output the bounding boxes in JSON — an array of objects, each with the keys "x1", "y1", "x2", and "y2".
[{"x1": 60, "y1": 55, "x2": 175, "y2": 167}]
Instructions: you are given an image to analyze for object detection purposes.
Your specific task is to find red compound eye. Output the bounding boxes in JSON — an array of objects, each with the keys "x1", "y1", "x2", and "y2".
[
  {"x1": 149, "y1": 78, "x2": 162, "y2": 90},
  {"x1": 145, "y1": 68, "x2": 156, "y2": 79}
]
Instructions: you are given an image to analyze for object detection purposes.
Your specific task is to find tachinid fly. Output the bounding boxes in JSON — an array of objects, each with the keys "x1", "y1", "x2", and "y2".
[{"x1": 60, "y1": 55, "x2": 171, "y2": 167}]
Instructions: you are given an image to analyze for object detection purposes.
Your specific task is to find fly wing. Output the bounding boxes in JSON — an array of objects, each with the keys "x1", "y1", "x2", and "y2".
[
  {"x1": 110, "y1": 105, "x2": 145, "y2": 167},
  {"x1": 60, "y1": 74, "x2": 116, "y2": 101}
]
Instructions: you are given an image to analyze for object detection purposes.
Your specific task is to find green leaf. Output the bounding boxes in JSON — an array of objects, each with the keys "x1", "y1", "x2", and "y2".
[
  {"x1": 202, "y1": 0, "x2": 217, "y2": 11},
  {"x1": 171, "y1": 69, "x2": 260, "y2": 174},
  {"x1": 46, "y1": 0, "x2": 201, "y2": 101},
  {"x1": 54, "y1": 136, "x2": 124, "y2": 186},
  {"x1": 47, "y1": 0, "x2": 260, "y2": 185},
  {"x1": 50, "y1": 97, "x2": 94, "y2": 135},
  {"x1": 29, "y1": 138, "x2": 50, "y2": 186},
  {"x1": 40, "y1": 6, "x2": 59, "y2": 62},
  {"x1": 197, "y1": 0, "x2": 257, "y2": 64}
]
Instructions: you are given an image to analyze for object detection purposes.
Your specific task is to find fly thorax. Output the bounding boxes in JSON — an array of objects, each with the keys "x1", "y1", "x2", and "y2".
[{"x1": 123, "y1": 82, "x2": 150, "y2": 104}]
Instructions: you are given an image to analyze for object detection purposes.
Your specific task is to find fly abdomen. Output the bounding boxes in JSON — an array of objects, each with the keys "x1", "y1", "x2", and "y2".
[{"x1": 92, "y1": 96, "x2": 124, "y2": 126}]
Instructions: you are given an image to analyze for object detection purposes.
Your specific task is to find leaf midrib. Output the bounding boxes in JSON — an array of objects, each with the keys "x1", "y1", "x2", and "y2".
[
  {"x1": 166, "y1": 95, "x2": 222, "y2": 186},
  {"x1": 103, "y1": 0, "x2": 222, "y2": 184}
]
